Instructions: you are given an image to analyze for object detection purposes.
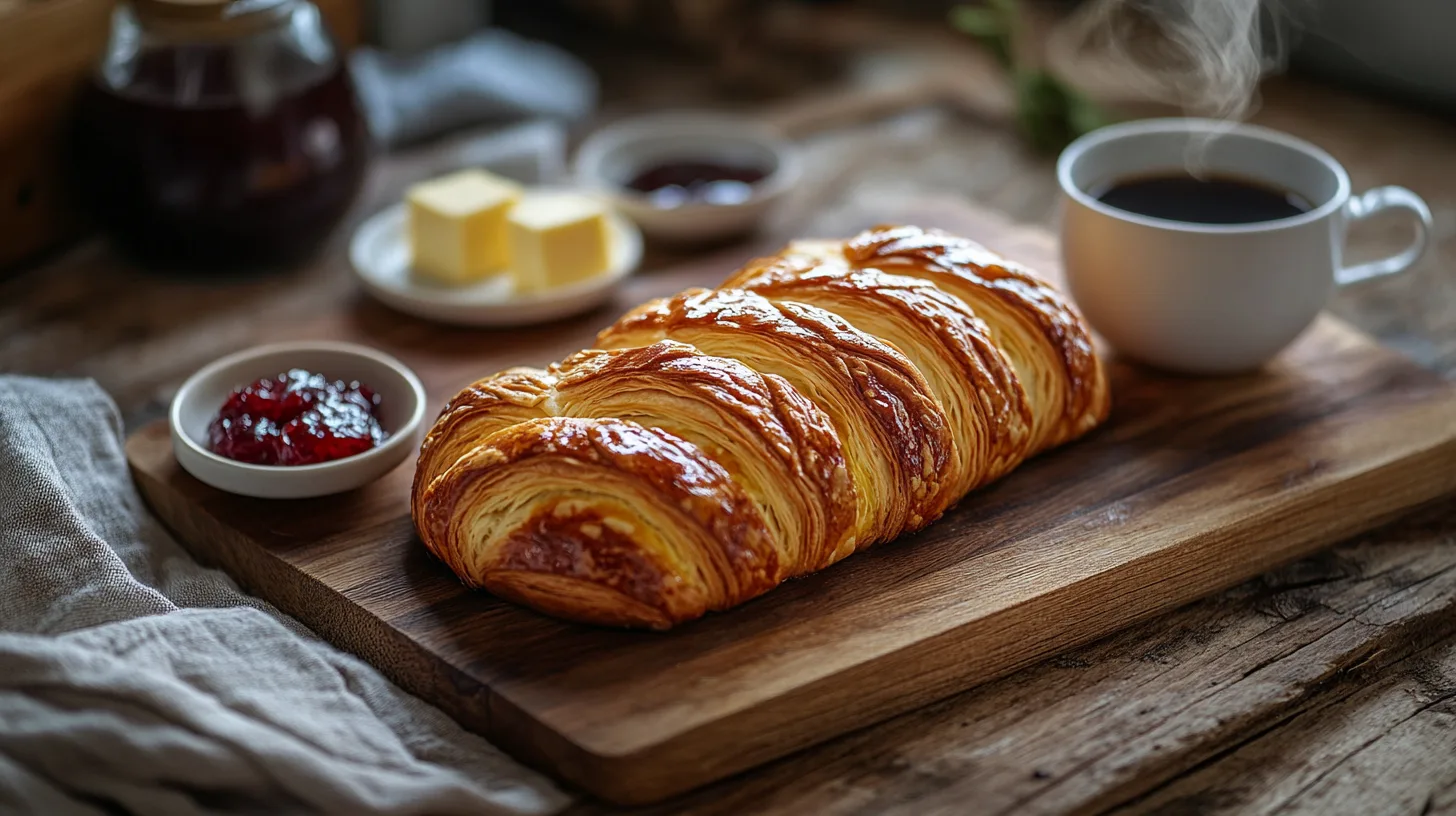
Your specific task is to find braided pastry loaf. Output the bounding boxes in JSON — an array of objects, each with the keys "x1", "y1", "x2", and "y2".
[{"x1": 412, "y1": 225, "x2": 1111, "y2": 628}]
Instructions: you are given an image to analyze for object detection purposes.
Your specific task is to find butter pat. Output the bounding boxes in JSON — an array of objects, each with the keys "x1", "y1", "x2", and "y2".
[
  {"x1": 507, "y1": 193, "x2": 612, "y2": 293},
  {"x1": 407, "y1": 169, "x2": 522, "y2": 284}
]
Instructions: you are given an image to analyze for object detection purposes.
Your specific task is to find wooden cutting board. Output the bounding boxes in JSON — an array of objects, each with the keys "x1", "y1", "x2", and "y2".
[{"x1": 125, "y1": 199, "x2": 1456, "y2": 806}]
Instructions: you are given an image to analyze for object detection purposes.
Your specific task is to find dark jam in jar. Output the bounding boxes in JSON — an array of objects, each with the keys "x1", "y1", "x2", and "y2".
[
  {"x1": 209, "y1": 370, "x2": 387, "y2": 466},
  {"x1": 626, "y1": 160, "x2": 770, "y2": 209},
  {"x1": 71, "y1": 3, "x2": 369, "y2": 269}
]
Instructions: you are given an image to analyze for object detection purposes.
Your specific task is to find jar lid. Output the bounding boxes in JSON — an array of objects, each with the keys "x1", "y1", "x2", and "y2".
[{"x1": 131, "y1": 0, "x2": 295, "y2": 37}]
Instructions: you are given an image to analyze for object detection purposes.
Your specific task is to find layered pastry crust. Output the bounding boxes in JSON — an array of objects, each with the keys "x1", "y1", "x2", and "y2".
[
  {"x1": 413, "y1": 225, "x2": 1111, "y2": 628},
  {"x1": 596, "y1": 287, "x2": 954, "y2": 546},
  {"x1": 796, "y1": 225, "x2": 1108, "y2": 453}
]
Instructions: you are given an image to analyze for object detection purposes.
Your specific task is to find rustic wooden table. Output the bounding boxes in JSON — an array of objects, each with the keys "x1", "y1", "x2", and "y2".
[{"x1": 4, "y1": 48, "x2": 1455, "y2": 814}]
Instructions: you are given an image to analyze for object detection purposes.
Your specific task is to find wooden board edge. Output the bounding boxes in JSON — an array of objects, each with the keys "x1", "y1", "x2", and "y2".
[
  {"x1": 122, "y1": 376, "x2": 1456, "y2": 806},
  {"x1": 123, "y1": 432, "x2": 576, "y2": 791},
  {"x1": 539, "y1": 429, "x2": 1456, "y2": 805}
]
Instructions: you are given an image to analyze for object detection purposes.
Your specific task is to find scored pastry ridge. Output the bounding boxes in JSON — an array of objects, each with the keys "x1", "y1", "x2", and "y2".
[
  {"x1": 413, "y1": 224, "x2": 1111, "y2": 629},
  {"x1": 423, "y1": 416, "x2": 780, "y2": 629},
  {"x1": 598, "y1": 286, "x2": 955, "y2": 545},
  {"x1": 723, "y1": 253, "x2": 1034, "y2": 491},
  {"x1": 834, "y1": 224, "x2": 1107, "y2": 452},
  {"x1": 412, "y1": 339, "x2": 859, "y2": 584}
]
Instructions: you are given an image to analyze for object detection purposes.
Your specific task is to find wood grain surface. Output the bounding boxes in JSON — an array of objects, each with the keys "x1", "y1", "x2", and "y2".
[
  {"x1": 9, "y1": 15, "x2": 1456, "y2": 807},
  {"x1": 570, "y1": 502, "x2": 1456, "y2": 816},
  {"x1": 124, "y1": 201, "x2": 1456, "y2": 805}
]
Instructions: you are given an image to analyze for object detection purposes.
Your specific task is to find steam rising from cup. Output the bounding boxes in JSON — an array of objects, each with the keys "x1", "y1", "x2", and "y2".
[{"x1": 1046, "y1": 0, "x2": 1313, "y2": 171}]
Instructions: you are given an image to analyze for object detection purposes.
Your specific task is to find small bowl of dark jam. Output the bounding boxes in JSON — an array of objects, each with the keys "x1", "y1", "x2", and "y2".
[
  {"x1": 574, "y1": 112, "x2": 802, "y2": 243},
  {"x1": 169, "y1": 342, "x2": 426, "y2": 499}
]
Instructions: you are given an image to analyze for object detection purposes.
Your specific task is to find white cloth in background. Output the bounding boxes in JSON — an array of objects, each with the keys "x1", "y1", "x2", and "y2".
[
  {"x1": 350, "y1": 29, "x2": 598, "y2": 148},
  {"x1": 0, "y1": 376, "x2": 571, "y2": 816}
]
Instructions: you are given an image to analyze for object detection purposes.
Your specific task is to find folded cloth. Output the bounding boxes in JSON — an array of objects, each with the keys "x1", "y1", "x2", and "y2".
[
  {"x1": 0, "y1": 377, "x2": 571, "y2": 816},
  {"x1": 350, "y1": 29, "x2": 598, "y2": 149}
]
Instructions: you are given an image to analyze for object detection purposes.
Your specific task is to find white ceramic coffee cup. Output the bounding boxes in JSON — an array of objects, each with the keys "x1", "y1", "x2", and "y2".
[{"x1": 1058, "y1": 118, "x2": 1432, "y2": 374}]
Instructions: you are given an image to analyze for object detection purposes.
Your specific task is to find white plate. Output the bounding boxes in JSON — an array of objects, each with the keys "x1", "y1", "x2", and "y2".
[{"x1": 349, "y1": 202, "x2": 643, "y2": 327}]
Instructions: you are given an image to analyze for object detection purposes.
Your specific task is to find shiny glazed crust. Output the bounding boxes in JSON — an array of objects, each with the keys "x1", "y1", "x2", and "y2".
[
  {"x1": 417, "y1": 416, "x2": 780, "y2": 629},
  {"x1": 596, "y1": 287, "x2": 954, "y2": 546},
  {"x1": 412, "y1": 341, "x2": 857, "y2": 580},
  {"x1": 794, "y1": 225, "x2": 1109, "y2": 453},
  {"x1": 413, "y1": 225, "x2": 1111, "y2": 628},
  {"x1": 722, "y1": 254, "x2": 1034, "y2": 492}
]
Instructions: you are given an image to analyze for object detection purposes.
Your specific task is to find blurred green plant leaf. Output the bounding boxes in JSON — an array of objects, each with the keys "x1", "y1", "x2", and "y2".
[
  {"x1": 949, "y1": 1, "x2": 1115, "y2": 153},
  {"x1": 1066, "y1": 90, "x2": 1114, "y2": 136},
  {"x1": 948, "y1": 6, "x2": 1005, "y2": 39},
  {"x1": 949, "y1": 5, "x2": 1011, "y2": 68},
  {"x1": 1014, "y1": 70, "x2": 1073, "y2": 153}
]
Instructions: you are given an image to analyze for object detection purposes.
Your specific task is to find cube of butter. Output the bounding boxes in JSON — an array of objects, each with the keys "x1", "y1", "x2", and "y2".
[
  {"x1": 507, "y1": 193, "x2": 612, "y2": 293},
  {"x1": 407, "y1": 169, "x2": 522, "y2": 284}
]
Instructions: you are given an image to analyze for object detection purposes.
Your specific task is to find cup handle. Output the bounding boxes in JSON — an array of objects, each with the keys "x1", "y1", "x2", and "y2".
[{"x1": 1336, "y1": 186, "x2": 1433, "y2": 287}]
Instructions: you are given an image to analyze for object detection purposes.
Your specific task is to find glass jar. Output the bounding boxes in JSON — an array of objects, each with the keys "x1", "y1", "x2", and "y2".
[{"x1": 72, "y1": 0, "x2": 370, "y2": 269}]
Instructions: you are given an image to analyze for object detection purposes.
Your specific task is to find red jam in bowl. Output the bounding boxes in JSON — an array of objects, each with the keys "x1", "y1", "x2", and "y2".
[{"x1": 208, "y1": 370, "x2": 388, "y2": 466}]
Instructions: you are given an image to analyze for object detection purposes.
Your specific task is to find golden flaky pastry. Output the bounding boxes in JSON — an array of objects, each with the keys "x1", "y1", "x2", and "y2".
[{"x1": 413, "y1": 225, "x2": 1111, "y2": 628}]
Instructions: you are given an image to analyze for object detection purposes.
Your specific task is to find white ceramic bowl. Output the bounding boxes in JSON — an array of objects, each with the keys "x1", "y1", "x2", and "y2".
[
  {"x1": 573, "y1": 112, "x2": 803, "y2": 243},
  {"x1": 169, "y1": 342, "x2": 427, "y2": 499}
]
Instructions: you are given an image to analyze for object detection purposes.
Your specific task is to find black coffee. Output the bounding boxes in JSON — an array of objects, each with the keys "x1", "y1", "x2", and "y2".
[{"x1": 1092, "y1": 172, "x2": 1312, "y2": 224}]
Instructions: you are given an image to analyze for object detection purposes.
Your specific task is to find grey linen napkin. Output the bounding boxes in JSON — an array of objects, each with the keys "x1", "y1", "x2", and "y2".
[{"x1": 0, "y1": 376, "x2": 571, "y2": 816}]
